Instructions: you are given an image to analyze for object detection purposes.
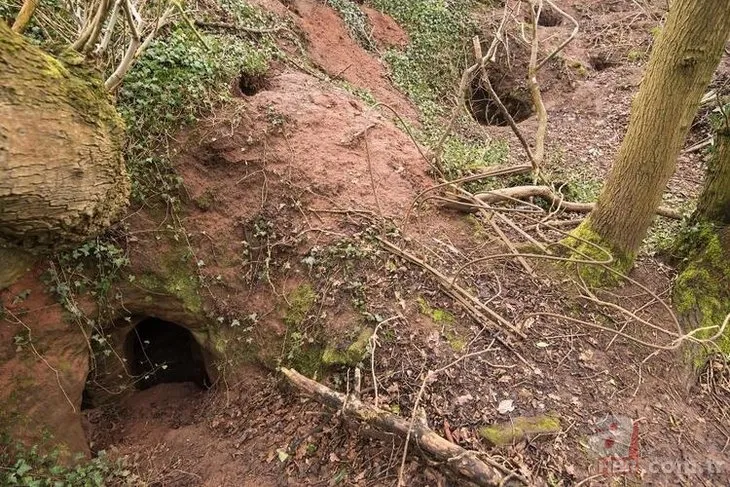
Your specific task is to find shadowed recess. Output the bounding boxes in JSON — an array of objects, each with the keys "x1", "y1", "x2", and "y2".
[{"x1": 125, "y1": 317, "x2": 210, "y2": 390}]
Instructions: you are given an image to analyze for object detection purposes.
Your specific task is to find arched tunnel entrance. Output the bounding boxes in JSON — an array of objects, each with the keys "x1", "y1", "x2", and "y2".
[{"x1": 125, "y1": 317, "x2": 210, "y2": 391}]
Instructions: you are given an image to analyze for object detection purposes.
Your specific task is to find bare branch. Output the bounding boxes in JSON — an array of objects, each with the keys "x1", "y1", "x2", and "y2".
[{"x1": 11, "y1": 0, "x2": 40, "y2": 33}]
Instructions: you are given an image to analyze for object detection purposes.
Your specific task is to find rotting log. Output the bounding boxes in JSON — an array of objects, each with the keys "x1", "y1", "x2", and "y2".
[
  {"x1": 0, "y1": 22, "x2": 129, "y2": 288},
  {"x1": 281, "y1": 367, "x2": 509, "y2": 487}
]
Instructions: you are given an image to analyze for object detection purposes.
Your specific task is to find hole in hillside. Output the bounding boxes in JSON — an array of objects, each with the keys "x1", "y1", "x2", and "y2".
[
  {"x1": 589, "y1": 52, "x2": 617, "y2": 72},
  {"x1": 125, "y1": 317, "x2": 210, "y2": 391},
  {"x1": 467, "y1": 75, "x2": 533, "y2": 126},
  {"x1": 537, "y1": 6, "x2": 563, "y2": 26},
  {"x1": 236, "y1": 73, "x2": 268, "y2": 97}
]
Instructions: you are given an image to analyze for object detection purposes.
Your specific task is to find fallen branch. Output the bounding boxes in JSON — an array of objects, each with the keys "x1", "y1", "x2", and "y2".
[
  {"x1": 447, "y1": 185, "x2": 682, "y2": 220},
  {"x1": 194, "y1": 19, "x2": 285, "y2": 34},
  {"x1": 376, "y1": 236, "x2": 526, "y2": 340},
  {"x1": 280, "y1": 367, "x2": 514, "y2": 487}
]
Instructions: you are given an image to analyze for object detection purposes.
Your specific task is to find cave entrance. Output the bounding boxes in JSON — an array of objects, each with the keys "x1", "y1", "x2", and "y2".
[
  {"x1": 125, "y1": 317, "x2": 210, "y2": 391},
  {"x1": 466, "y1": 74, "x2": 533, "y2": 127}
]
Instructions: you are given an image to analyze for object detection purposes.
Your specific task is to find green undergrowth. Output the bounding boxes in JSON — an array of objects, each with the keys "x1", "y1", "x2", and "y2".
[
  {"x1": 642, "y1": 198, "x2": 693, "y2": 257},
  {"x1": 119, "y1": 22, "x2": 276, "y2": 203},
  {"x1": 325, "y1": 0, "x2": 376, "y2": 50},
  {"x1": 1, "y1": 438, "x2": 138, "y2": 487},
  {"x1": 0, "y1": 0, "x2": 76, "y2": 46},
  {"x1": 47, "y1": 239, "x2": 130, "y2": 309},
  {"x1": 370, "y1": 0, "x2": 477, "y2": 118},
  {"x1": 367, "y1": 0, "x2": 509, "y2": 182},
  {"x1": 440, "y1": 134, "x2": 510, "y2": 184}
]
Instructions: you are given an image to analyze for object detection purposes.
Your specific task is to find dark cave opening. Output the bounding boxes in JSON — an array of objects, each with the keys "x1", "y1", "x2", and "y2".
[
  {"x1": 125, "y1": 317, "x2": 210, "y2": 391},
  {"x1": 466, "y1": 76, "x2": 533, "y2": 127},
  {"x1": 236, "y1": 73, "x2": 269, "y2": 96}
]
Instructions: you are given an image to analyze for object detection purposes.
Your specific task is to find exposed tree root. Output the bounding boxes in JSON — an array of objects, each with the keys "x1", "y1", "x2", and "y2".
[
  {"x1": 444, "y1": 185, "x2": 682, "y2": 220},
  {"x1": 281, "y1": 367, "x2": 520, "y2": 487}
]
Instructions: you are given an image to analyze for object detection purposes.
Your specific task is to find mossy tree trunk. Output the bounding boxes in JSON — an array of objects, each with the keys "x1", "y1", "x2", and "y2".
[
  {"x1": 0, "y1": 22, "x2": 130, "y2": 288},
  {"x1": 565, "y1": 0, "x2": 730, "y2": 271},
  {"x1": 695, "y1": 129, "x2": 730, "y2": 225},
  {"x1": 673, "y1": 128, "x2": 730, "y2": 354}
]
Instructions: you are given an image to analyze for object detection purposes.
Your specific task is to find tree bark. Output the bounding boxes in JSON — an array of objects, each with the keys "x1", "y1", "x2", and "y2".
[
  {"x1": 696, "y1": 129, "x2": 730, "y2": 225},
  {"x1": 569, "y1": 0, "x2": 730, "y2": 265},
  {"x1": 673, "y1": 128, "x2": 730, "y2": 356},
  {"x1": 0, "y1": 22, "x2": 129, "y2": 287}
]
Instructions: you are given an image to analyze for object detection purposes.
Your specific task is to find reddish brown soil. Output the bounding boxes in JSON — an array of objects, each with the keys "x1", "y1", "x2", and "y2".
[
  {"x1": 363, "y1": 5, "x2": 409, "y2": 49},
  {"x1": 25, "y1": 0, "x2": 730, "y2": 485},
  {"x1": 0, "y1": 269, "x2": 91, "y2": 455},
  {"x1": 285, "y1": 0, "x2": 417, "y2": 119}
]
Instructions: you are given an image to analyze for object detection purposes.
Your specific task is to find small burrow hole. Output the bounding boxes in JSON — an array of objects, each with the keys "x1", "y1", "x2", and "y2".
[
  {"x1": 537, "y1": 6, "x2": 563, "y2": 26},
  {"x1": 466, "y1": 75, "x2": 533, "y2": 126},
  {"x1": 125, "y1": 317, "x2": 210, "y2": 391},
  {"x1": 589, "y1": 53, "x2": 617, "y2": 72},
  {"x1": 235, "y1": 73, "x2": 269, "y2": 97}
]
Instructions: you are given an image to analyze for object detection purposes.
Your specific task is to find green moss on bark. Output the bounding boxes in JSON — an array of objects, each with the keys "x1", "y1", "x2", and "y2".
[
  {"x1": 673, "y1": 222, "x2": 730, "y2": 354},
  {"x1": 479, "y1": 414, "x2": 561, "y2": 446},
  {"x1": 559, "y1": 222, "x2": 634, "y2": 286}
]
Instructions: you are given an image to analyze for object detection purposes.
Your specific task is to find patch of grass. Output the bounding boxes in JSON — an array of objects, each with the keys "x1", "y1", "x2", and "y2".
[
  {"x1": 642, "y1": 196, "x2": 692, "y2": 257},
  {"x1": 626, "y1": 49, "x2": 647, "y2": 63},
  {"x1": 440, "y1": 134, "x2": 509, "y2": 182},
  {"x1": 193, "y1": 189, "x2": 216, "y2": 211},
  {"x1": 369, "y1": 1, "x2": 510, "y2": 179},
  {"x1": 337, "y1": 80, "x2": 378, "y2": 106},
  {"x1": 543, "y1": 154, "x2": 604, "y2": 204}
]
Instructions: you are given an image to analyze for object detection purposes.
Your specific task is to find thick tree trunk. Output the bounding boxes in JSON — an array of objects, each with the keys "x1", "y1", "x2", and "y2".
[
  {"x1": 696, "y1": 129, "x2": 730, "y2": 225},
  {"x1": 673, "y1": 129, "x2": 730, "y2": 356},
  {"x1": 568, "y1": 0, "x2": 730, "y2": 267},
  {"x1": 0, "y1": 22, "x2": 129, "y2": 288}
]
